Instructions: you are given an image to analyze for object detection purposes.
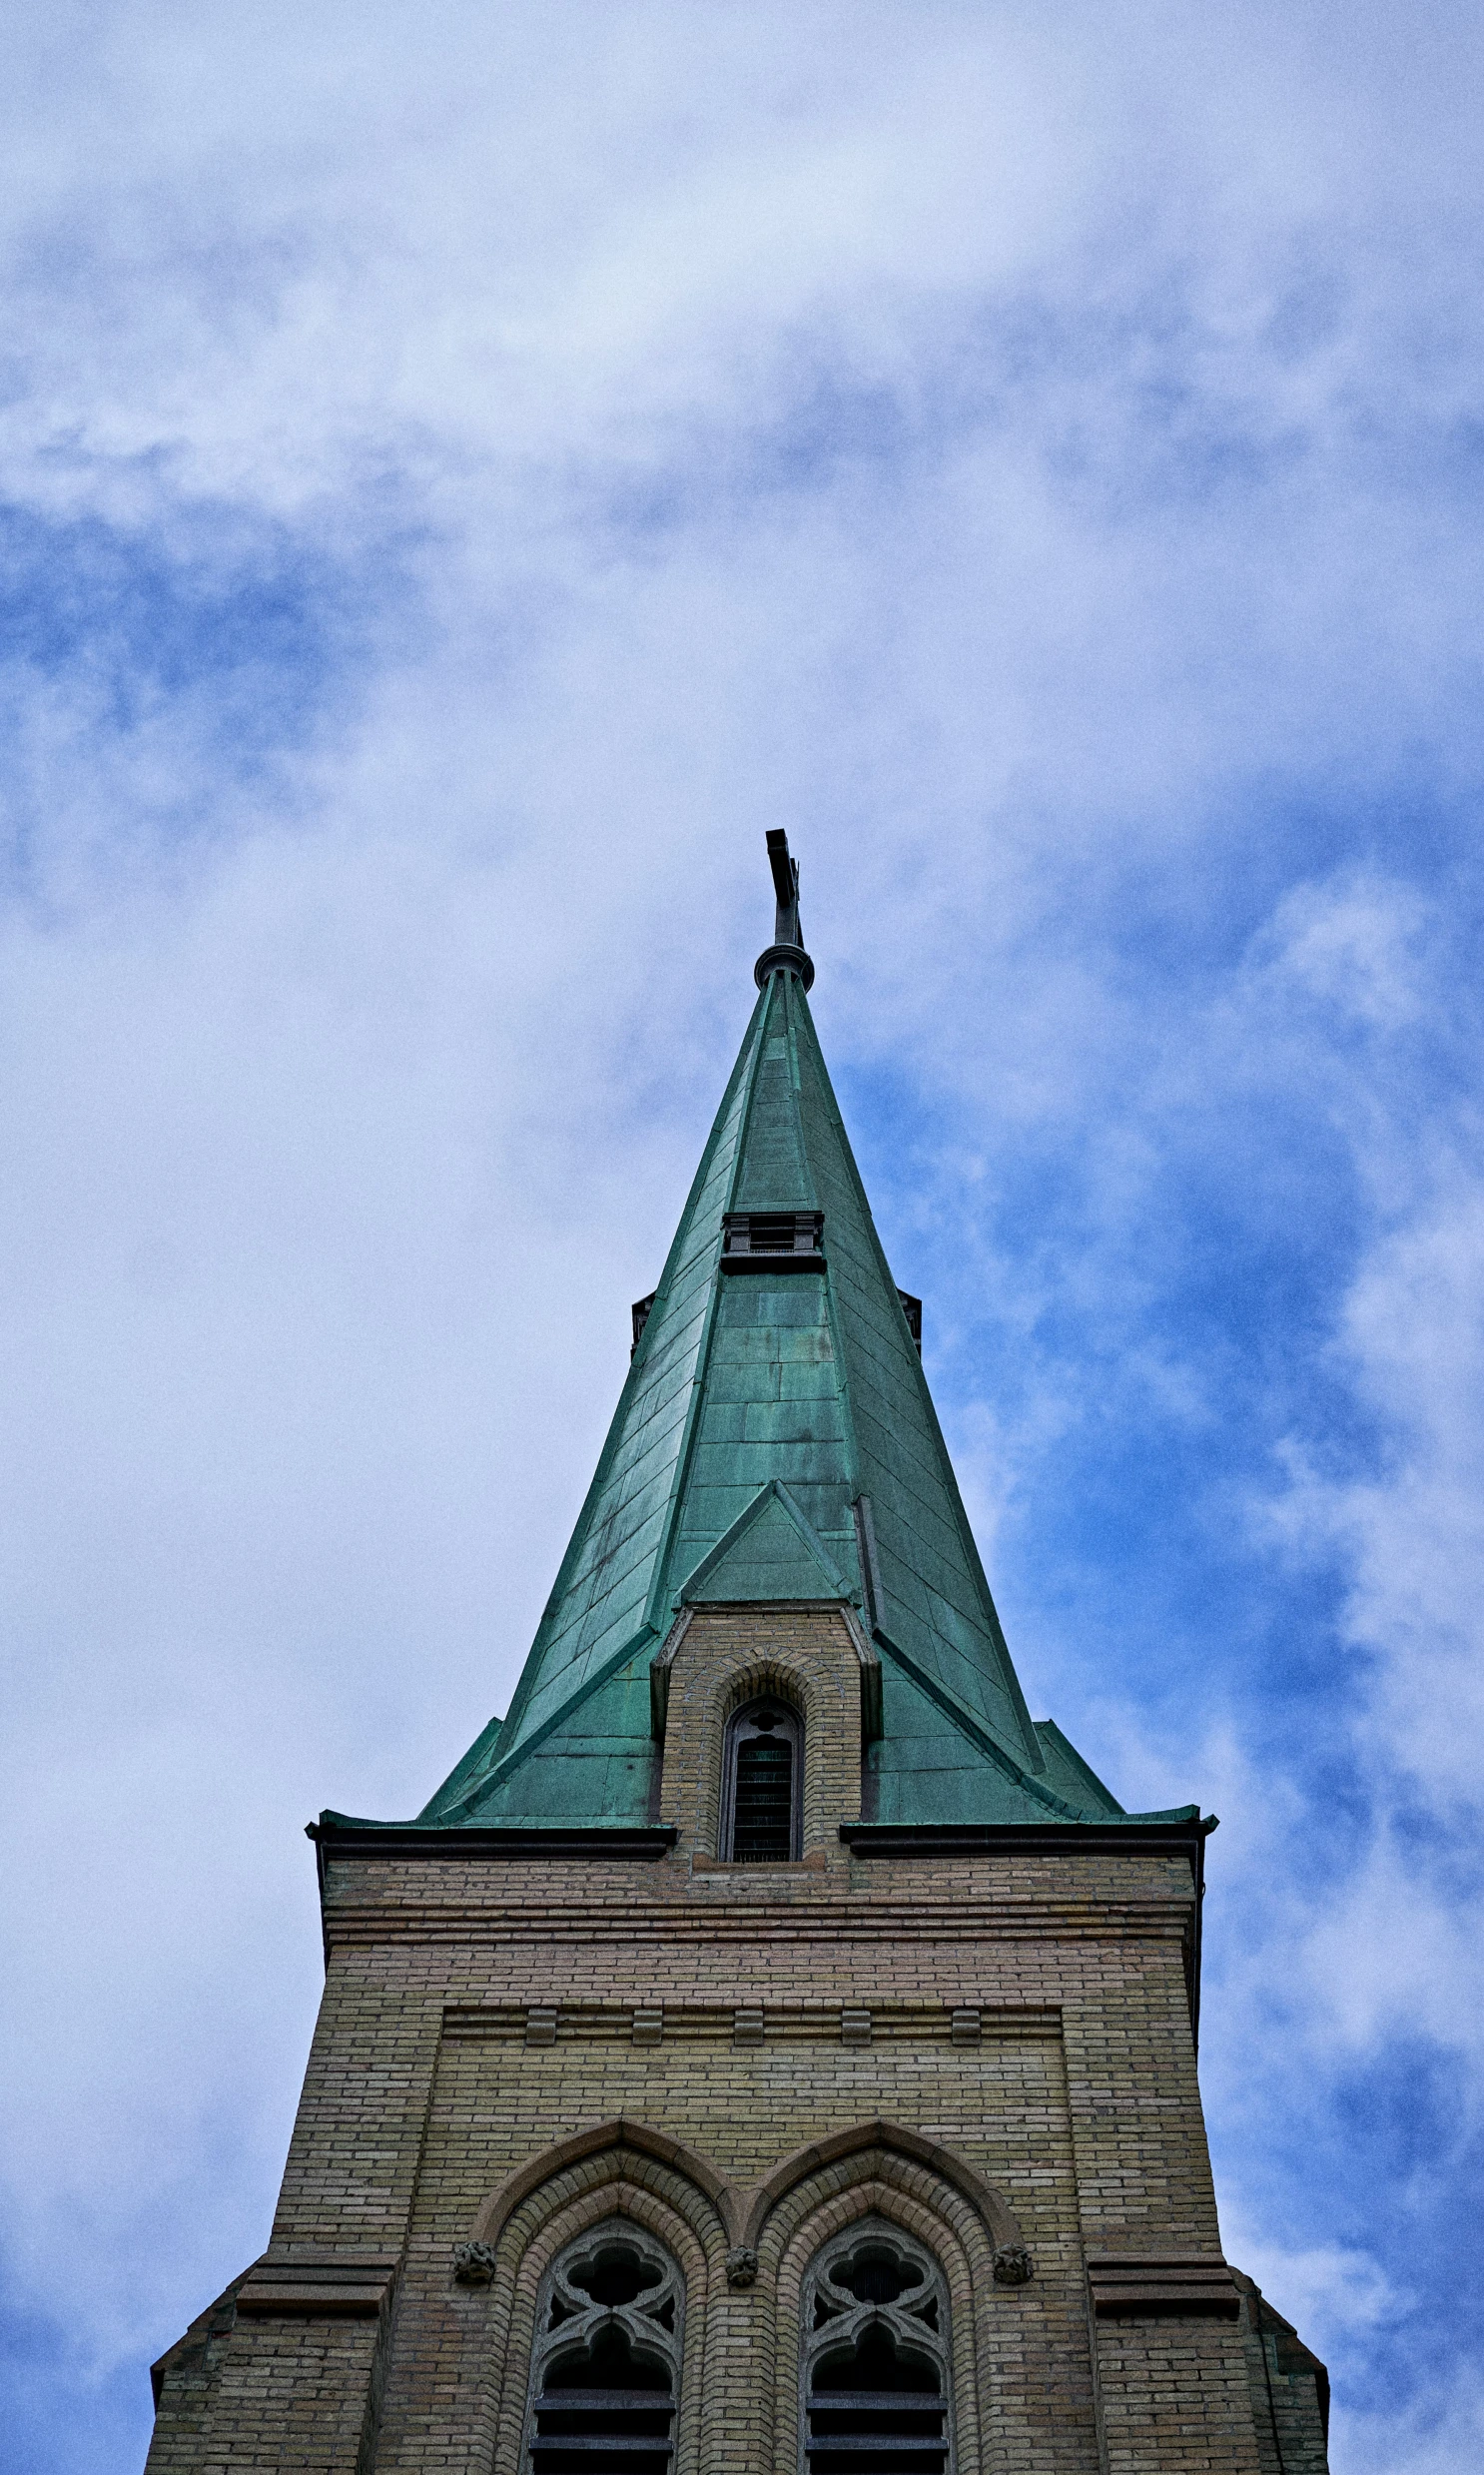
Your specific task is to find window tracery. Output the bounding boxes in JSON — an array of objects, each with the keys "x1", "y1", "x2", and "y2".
[
  {"x1": 523, "y1": 2220, "x2": 682, "y2": 2473},
  {"x1": 801, "y1": 2218, "x2": 953, "y2": 2474}
]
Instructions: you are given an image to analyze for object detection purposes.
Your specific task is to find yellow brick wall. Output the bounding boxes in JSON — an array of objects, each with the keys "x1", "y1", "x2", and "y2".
[
  {"x1": 659, "y1": 1603, "x2": 865, "y2": 1868},
  {"x1": 147, "y1": 1601, "x2": 1266, "y2": 2474}
]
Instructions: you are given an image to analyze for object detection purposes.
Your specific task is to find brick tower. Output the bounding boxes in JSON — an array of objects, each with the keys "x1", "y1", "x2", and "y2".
[{"x1": 147, "y1": 835, "x2": 1330, "y2": 2473}]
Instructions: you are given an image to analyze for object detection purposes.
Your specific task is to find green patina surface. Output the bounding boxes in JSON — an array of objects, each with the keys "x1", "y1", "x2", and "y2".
[{"x1": 325, "y1": 963, "x2": 1198, "y2": 1834}]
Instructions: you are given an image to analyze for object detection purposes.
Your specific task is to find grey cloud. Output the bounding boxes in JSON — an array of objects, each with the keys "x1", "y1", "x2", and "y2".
[{"x1": 3, "y1": 7, "x2": 1484, "y2": 2468}]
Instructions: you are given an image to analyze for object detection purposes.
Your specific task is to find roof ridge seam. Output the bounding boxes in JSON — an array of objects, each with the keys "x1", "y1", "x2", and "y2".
[
  {"x1": 640, "y1": 993, "x2": 774, "y2": 1635},
  {"x1": 872, "y1": 1629, "x2": 1088, "y2": 1813},
  {"x1": 415, "y1": 1709, "x2": 505, "y2": 1821},
  {"x1": 437, "y1": 1624, "x2": 657, "y2": 1819},
  {"x1": 782, "y1": 969, "x2": 819, "y2": 1205},
  {"x1": 789, "y1": 995, "x2": 1044, "y2": 1776},
  {"x1": 770, "y1": 1477, "x2": 855, "y2": 1596},
  {"x1": 500, "y1": 991, "x2": 768, "y2": 1749},
  {"x1": 671, "y1": 1477, "x2": 859, "y2": 1608}
]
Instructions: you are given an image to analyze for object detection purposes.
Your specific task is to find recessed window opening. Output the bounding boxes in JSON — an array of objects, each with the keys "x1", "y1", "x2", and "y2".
[
  {"x1": 525, "y1": 2223, "x2": 682, "y2": 2475},
  {"x1": 721, "y1": 1210, "x2": 825, "y2": 1261},
  {"x1": 748, "y1": 1215, "x2": 805, "y2": 1251},
  {"x1": 720, "y1": 1699, "x2": 803, "y2": 1862},
  {"x1": 802, "y1": 2221, "x2": 953, "y2": 2475}
]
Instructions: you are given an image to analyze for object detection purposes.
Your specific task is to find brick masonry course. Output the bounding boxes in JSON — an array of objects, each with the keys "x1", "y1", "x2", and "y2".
[{"x1": 146, "y1": 1607, "x2": 1319, "y2": 2473}]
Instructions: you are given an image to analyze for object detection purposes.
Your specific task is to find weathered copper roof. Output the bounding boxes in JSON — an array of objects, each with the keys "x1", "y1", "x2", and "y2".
[{"x1": 324, "y1": 849, "x2": 1201, "y2": 1836}]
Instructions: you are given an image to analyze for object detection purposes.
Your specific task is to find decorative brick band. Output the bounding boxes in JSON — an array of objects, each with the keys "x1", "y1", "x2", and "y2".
[
  {"x1": 324, "y1": 1888, "x2": 1192, "y2": 1950},
  {"x1": 440, "y1": 1999, "x2": 1061, "y2": 2045}
]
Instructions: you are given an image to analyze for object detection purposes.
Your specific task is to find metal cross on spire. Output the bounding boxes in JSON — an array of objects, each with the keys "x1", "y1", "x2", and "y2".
[{"x1": 754, "y1": 828, "x2": 816, "y2": 990}]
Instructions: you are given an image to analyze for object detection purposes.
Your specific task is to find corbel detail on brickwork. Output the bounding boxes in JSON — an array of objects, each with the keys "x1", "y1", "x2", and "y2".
[
  {"x1": 840, "y1": 1602, "x2": 883, "y2": 1745},
  {"x1": 648, "y1": 1608, "x2": 692, "y2": 1740},
  {"x1": 233, "y1": 2251, "x2": 399, "y2": 2318},
  {"x1": 1086, "y1": 2251, "x2": 1238, "y2": 2317},
  {"x1": 451, "y1": 2241, "x2": 498, "y2": 2287}
]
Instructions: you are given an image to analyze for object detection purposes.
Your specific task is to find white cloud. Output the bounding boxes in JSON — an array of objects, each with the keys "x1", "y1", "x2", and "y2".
[
  {"x1": 1338, "y1": 2367, "x2": 1484, "y2": 2475},
  {"x1": 2, "y1": 7, "x2": 1484, "y2": 2467}
]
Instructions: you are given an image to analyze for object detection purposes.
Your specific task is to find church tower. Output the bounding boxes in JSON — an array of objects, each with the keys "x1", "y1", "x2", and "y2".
[{"x1": 147, "y1": 837, "x2": 1330, "y2": 2473}]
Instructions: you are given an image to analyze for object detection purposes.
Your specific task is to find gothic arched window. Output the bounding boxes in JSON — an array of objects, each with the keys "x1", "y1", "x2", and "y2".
[
  {"x1": 523, "y1": 2221, "x2": 682, "y2": 2474},
  {"x1": 801, "y1": 2218, "x2": 953, "y2": 2474},
  {"x1": 719, "y1": 1697, "x2": 802, "y2": 1862}
]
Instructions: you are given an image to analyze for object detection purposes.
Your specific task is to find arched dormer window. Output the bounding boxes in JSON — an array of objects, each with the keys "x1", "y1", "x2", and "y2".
[
  {"x1": 801, "y1": 2218, "x2": 953, "y2": 2474},
  {"x1": 719, "y1": 1697, "x2": 802, "y2": 1862},
  {"x1": 523, "y1": 2220, "x2": 682, "y2": 2474}
]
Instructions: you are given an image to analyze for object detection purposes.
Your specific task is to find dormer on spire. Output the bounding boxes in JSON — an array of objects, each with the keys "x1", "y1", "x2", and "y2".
[{"x1": 754, "y1": 827, "x2": 815, "y2": 990}]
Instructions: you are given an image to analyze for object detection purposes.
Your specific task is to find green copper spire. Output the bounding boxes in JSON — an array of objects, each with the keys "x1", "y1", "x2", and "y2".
[{"x1": 326, "y1": 837, "x2": 1199, "y2": 1835}]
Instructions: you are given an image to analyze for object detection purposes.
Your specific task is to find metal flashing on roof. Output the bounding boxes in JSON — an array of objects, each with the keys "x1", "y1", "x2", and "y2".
[
  {"x1": 753, "y1": 940, "x2": 816, "y2": 990},
  {"x1": 309, "y1": 1821, "x2": 678, "y2": 1862},
  {"x1": 674, "y1": 1478, "x2": 858, "y2": 1607},
  {"x1": 839, "y1": 1818, "x2": 1212, "y2": 1861}
]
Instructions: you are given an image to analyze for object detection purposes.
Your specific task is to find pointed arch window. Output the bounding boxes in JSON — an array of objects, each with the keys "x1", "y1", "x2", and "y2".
[
  {"x1": 523, "y1": 2221, "x2": 682, "y2": 2473},
  {"x1": 720, "y1": 1698, "x2": 803, "y2": 1862},
  {"x1": 801, "y1": 2218, "x2": 953, "y2": 2474}
]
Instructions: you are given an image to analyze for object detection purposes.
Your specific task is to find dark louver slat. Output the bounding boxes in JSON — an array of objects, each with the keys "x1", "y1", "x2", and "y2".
[
  {"x1": 534, "y1": 2392, "x2": 672, "y2": 2413},
  {"x1": 806, "y1": 2378, "x2": 948, "y2": 2470},
  {"x1": 531, "y1": 2383, "x2": 675, "y2": 2469},
  {"x1": 731, "y1": 1738, "x2": 793, "y2": 1861},
  {"x1": 806, "y1": 2395, "x2": 947, "y2": 2413},
  {"x1": 805, "y1": 2442, "x2": 948, "y2": 2456},
  {"x1": 530, "y1": 2442, "x2": 672, "y2": 2458}
]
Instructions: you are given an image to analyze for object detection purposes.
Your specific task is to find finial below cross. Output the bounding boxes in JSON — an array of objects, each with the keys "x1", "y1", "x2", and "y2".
[{"x1": 755, "y1": 830, "x2": 816, "y2": 991}]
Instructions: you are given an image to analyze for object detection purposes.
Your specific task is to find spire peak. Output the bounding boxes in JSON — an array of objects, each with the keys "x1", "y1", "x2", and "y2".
[{"x1": 754, "y1": 828, "x2": 815, "y2": 991}]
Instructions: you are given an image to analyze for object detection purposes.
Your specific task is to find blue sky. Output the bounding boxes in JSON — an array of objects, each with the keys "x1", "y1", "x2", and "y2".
[{"x1": 2, "y1": 4, "x2": 1483, "y2": 2466}]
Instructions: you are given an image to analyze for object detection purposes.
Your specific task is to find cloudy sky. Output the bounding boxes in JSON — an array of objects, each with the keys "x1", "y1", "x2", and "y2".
[{"x1": 3, "y1": 3, "x2": 1483, "y2": 2466}]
